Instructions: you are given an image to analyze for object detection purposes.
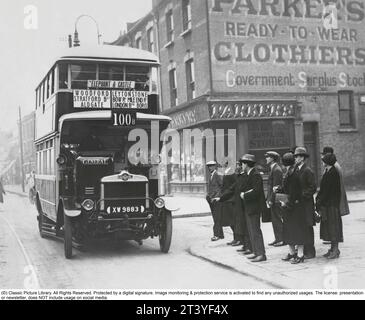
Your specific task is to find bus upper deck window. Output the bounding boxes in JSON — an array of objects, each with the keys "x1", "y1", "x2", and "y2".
[
  {"x1": 99, "y1": 65, "x2": 124, "y2": 81},
  {"x1": 126, "y1": 65, "x2": 150, "y2": 91},
  {"x1": 71, "y1": 64, "x2": 97, "y2": 89},
  {"x1": 150, "y1": 67, "x2": 158, "y2": 94},
  {"x1": 59, "y1": 64, "x2": 68, "y2": 89}
]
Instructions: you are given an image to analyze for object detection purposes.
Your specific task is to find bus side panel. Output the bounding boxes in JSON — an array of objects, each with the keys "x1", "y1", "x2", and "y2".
[{"x1": 36, "y1": 177, "x2": 57, "y2": 222}]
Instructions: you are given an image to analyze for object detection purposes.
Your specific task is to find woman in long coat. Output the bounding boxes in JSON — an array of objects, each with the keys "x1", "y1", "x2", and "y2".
[
  {"x1": 0, "y1": 177, "x2": 6, "y2": 210},
  {"x1": 276, "y1": 153, "x2": 314, "y2": 264},
  {"x1": 316, "y1": 153, "x2": 343, "y2": 259}
]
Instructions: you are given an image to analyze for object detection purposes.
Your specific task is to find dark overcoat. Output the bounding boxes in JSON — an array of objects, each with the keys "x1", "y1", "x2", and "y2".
[
  {"x1": 220, "y1": 172, "x2": 236, "y2": 227},
  {"x1": 296, "y1": 163, "x2": 317, "y2": 227},
  {"x1": 281, "y1": 167, "x2": 313, "y2": 245},
  {"x1": 316, "y1": 166, "x2": 344, "y2": 242},
  {"x1": 267, "y1": 163, "x2": 283, "y2": 205},
  {"x1": 242, "y1": 168, "x2": 267, "y2": 218},
  {"x1": 220, "y1": 172, "x2": 248, "y2": 236}
]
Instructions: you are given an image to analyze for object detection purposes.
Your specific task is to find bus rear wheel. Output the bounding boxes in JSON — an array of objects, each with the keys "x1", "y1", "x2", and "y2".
[
  {"x1": 159, "y1": 210, "x2": 172, "y2": 253},
  {"x1": 64, "y1": 214, "x2": 73, "y2": 259}
]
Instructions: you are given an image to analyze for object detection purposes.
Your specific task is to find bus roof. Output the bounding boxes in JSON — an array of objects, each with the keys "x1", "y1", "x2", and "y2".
[
  {"x1": 59, "y1": 111, "x2": 171, "y2": 131},
  {"x1": 57, "y1": 45, "x2": 159, "y2": 64}
]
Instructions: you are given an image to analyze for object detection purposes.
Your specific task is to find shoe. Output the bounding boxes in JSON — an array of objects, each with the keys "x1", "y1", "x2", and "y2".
[
  {"x1": 231, "y1": 241, "x2": 242, "y2": 247},
  {"x1": 268, "y1": 241, "x2": 278, "y2": 246},
  {"x1": 251, "y1": 255, "x2": 267, "y2": 262},
  {"x1": 323, "y1": 250, "x2": 332, "y2": 258},
  {"x1": 291, "y1": 255, "x2": 305, "y2": 264},
  {"x1": 236, "y1": 246, "x2": 246, "y2": 252},
  {"x1": 282, "y1": 253, "x2": 297, "y2": 261},
  {"x1": 227, "y1": 240, "x2": 235, "y2": 245},
  {"x1": 211, "y1": 236, "x2": 221, "y2": 241},
  {"x1": 243, "y1": 249, "x2": 253, "y2": 255},
  {"x1": 327, "y1": 250, "x2": 340, "y2": 259},
  {"x1": 247, "y1": 254, "x2": 257, "y2": 259},
  {"x1": 273, "y1": 241, "x2": 286, "y2": 247}
]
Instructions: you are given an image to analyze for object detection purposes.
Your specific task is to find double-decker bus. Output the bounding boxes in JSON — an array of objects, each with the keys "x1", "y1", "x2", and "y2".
[{"x1": 34, "y1": 45, "x2": 172, "y2": 259}]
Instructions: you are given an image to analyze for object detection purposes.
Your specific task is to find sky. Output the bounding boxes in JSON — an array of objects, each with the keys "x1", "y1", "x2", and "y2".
[{"x1": 0, "y1": 0, "x2": 152, "y2": 134}]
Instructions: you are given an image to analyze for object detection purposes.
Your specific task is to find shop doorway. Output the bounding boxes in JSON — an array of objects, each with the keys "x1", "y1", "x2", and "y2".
[{"x1": 304, "y1": 122, "x2": 320, "y2": 184}]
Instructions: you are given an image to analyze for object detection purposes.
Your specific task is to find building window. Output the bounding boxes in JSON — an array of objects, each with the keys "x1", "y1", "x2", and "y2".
[
  {"x1": 147, "y1": 27, "x2": 154, "y2": 52},
  {"x1": 338, "y1": 91, "x2": 355, "y2": 127},
  {"x1": 135, "y1": 37, "x2": 142, "y2": 49},
  {"x1": 169, "y1": 68, "x2": 178, "y2": 107},
  {"x1": 185, "y1": 59, "x2": 196, "y2": 101},
  {"x1": 182, "y1": 0, "x2": 192, "y2": 31},
  {"x1": 166, "y1": 9, "x2": 174, "y2": 43}
]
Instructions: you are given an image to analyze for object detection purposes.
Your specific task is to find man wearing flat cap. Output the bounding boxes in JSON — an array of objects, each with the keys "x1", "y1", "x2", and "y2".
[
  {"x1": 239, "y1": 154, "x2": 267, "y2": 262},
  {"x1": 294, "y1": 147, "x2": 317, "y2": 259},
  {"x1": 265, "y1": 151, "x2": 284, "y2": 247},
  {"x1": 206, "y1": 161, "x2": 224, "y2": 241}
]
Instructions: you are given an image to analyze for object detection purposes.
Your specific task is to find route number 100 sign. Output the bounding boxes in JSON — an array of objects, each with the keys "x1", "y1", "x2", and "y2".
[{"x1": 111, "y1": 110, "x2": 137, "y2": 127}]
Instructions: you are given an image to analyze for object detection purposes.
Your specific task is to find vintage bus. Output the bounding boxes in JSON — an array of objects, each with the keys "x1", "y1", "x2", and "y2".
[{"x1": 34, "y1": 45, "x2": 172, "y2": 259}]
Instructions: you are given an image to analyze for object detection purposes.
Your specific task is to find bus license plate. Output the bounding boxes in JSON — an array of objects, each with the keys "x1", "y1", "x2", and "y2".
[{"x1": 106, "y1": 205, "x2": 145, "y2": 215}]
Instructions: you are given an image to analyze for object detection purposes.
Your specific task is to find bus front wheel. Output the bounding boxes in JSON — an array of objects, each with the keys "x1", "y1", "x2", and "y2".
[
  {"x1": 64, "y1": 214, "x2": 73, "y2": 259},
  {"x1": 159, "y1": 210, "x2": 172, "y2": 253}
]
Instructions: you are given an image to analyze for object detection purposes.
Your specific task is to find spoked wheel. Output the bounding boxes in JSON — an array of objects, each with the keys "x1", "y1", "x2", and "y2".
[
  {"x1": 159, "y1": 209, "x2": 172, "y2": 253},
  {"x1": 64, "y1": 214, "x2": 73, "y2": 259}
]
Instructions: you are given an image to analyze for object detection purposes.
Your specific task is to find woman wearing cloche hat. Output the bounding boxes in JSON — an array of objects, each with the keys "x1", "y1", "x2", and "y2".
[{"x1": 315, "y1": 153, "x2": 344, "y2": 259}]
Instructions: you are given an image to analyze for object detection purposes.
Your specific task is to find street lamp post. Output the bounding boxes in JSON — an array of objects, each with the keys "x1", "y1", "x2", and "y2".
[{"x1": 73, "y1": 15, "x2": 102, "y2": 47}]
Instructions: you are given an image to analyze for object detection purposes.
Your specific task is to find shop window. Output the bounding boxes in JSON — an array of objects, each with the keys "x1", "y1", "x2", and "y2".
[
  {"x1": 169, "y1": 68, "x2": 178, "y2": 107},
  {"x1": 338, "y1": 91, "x2": 355, "y2": 127},
  {"x1": 147, "y1": 27, "x2": 154, "y2": 52},
  {"x1": 182, "y1": 0, "x2": 192, "y2": 32},
  {"x1": 185, "y1": 59, "x2": 196, "y2": 101},
  {"x1": 166, "y1": 9, "x2": 174, "y2": 43}
]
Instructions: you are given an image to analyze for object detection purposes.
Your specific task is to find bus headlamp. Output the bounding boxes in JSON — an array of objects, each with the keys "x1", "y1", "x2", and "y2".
[
  {"x1": 154, "y1": 197, "x2": 165, "y2": 209},
  {"x1": 82, "y1": 199, "x2": 94, "y2": 211},
  {"x1": 57, "y1": 154, "x2": 67, "y2": 165}
]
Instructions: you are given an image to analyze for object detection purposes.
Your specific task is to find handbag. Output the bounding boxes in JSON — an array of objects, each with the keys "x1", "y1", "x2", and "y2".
[{"x1": 275, "y1": 193, "x2": 289, "y2": 204}]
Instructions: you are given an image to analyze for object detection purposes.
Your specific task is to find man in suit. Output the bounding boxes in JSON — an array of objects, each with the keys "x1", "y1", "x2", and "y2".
[
  {"x1": 240, "y1": 154, "x2": 267, "y2": 262},
  {"x1": 217, "y1": 161, "x2": 252, "y2": 253},
  {"x1": 294, "y1": 147, "x2": 317, "y2": 259},
  {"x1": 206, "y1": 161, "x2": 224, "y2": 241},
  {"x1": 220, "y1": 159, "x2": 238, "y2": 245},
  {"x1": 265, "y1": 151, "x2": 284, "y2": 247}
]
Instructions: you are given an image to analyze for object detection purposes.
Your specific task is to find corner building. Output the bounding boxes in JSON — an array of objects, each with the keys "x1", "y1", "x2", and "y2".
[{"x1": 112, "y1": 0, "x2": 365, "y2": 196}]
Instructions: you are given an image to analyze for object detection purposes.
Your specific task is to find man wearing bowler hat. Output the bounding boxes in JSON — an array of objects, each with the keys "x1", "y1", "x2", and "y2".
[
  {"x1": 206, "y1": 161, "x2": 224, "y2": 241},
  {"x1": 294, "y1": 147, "x2": 317, "y2": 259},
  {"x1": 239, "y1": 154, "x2": 267, "y2": 262},
  {"x1": 265, "y1": 151, "x2": 284, "y2": 247}
]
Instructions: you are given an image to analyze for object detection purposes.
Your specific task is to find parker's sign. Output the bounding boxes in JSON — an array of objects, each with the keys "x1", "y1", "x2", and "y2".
[{"x1": 210, "y1": 0, "x2": 365, "y2": 92}]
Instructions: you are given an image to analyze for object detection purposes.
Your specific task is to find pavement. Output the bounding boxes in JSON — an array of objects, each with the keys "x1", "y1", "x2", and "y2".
[{"x1": 5, "y1": 184, "x2": 365, "y2": 289}]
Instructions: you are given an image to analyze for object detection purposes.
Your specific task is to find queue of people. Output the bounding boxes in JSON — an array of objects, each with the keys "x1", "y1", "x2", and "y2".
[{"x1": 205, "y1": 146, "x2": 349, "y2": 264}]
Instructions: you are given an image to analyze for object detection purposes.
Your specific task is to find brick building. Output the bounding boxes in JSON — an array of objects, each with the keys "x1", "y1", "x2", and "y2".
[{"x1": 111, "y1": 0, "x2": 365, "y2": 195}]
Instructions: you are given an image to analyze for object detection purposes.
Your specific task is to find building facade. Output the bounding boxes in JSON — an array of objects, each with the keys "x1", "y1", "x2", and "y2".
[{"x1": 112, "y1": 0, "x2": 365, "y2": 195}]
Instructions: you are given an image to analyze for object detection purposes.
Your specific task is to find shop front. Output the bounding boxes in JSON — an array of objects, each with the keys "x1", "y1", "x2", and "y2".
[{"x1": 165, "y1": 99, "x2": 301, "y2": 196}]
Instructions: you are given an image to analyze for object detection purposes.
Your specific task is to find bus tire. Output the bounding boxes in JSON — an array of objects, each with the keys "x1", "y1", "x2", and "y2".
[
  {"x1": 64, "y1": 214, "x2": 73, "y2": 259},
  {"x1": 36, "y1": 197, "x2": 45, "y2": 239},
  {"x1": 159, "y1": 210, "x2": 172, "y2": 253}
]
